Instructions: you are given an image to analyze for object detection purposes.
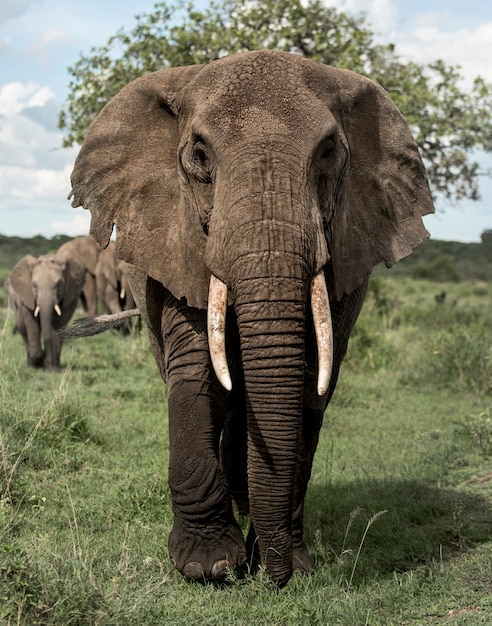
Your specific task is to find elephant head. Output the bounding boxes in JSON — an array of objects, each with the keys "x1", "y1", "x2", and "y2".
[
  {"x1": 69, "y1": 50, "x2": 434, "y2": 584},
  {"x1": 9, "y1": 253, "x2": 85, "y2": 369}
]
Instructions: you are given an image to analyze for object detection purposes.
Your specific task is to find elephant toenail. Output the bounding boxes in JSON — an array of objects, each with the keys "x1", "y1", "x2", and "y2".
[
  {"x1": 211, "y1": 559, "x2": 231, "y2": 578},
  {"x1": 183, "y1": 562, "x2": 205, "y2": 580}
]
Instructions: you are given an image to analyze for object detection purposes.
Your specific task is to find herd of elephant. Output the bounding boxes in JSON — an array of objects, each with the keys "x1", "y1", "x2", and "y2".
[{"x1": 4, "y1": 236, "x2": 137, "y2": 371}]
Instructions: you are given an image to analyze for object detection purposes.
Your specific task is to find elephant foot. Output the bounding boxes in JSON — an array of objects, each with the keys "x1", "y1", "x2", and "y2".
[
  {"x1": 247, "y1": 526, "x2": 314, "y2": 577},
  {"x1": 169, "y1": 517, "x2": 247, "y2": 582},
  {"x1": 292, "y1": 545, "x2": 314, "y2": 575}
]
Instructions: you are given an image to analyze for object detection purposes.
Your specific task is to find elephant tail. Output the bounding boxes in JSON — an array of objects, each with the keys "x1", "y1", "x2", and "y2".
[{"x1": 57, "y1": 309, "x2": 141, "y2": 339}]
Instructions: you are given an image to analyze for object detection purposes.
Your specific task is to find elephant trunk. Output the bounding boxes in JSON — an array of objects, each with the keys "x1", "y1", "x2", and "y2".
[
  {"x1": 206, "y1": 150, "x2": 333, "y2": 584},
  {"x1": 232, "y1": 264, "x2": 307, "y2": 585},
  {"x1": 37, "y1": 299, "x2": 61, "y2": 370}
]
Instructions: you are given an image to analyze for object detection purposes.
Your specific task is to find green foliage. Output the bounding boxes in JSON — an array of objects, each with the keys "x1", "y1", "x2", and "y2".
[
  {"x1": 59, "y1": 0, "x2": 492, "y2": 205},
  {"x1": 425, "y1": 321, "x2": 492, "y2": 395},
  {"x1": 411, "y1": 254, "x2": 460, "y2": 282},
  {"x1": 0, "y1": 233, "x2": 73, "y2": 271},
  {"x1": 464, "y1": 406, "x2": 492, "y2": 456},
  {"x1": 374, "y1": 235, "x2": 492, "y2": 282}
]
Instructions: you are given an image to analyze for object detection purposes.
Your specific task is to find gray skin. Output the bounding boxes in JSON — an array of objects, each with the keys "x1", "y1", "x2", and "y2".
[
  {"x1": 95, "y1": 242, "x2": 137, "y2": 334},
  {"x1": 69, "y1": 50, "x2": 435, "y2": 586},
  {"x1": 57, "y1": 235, "x2": 102, "y2": 316},
  {"x1": 8, "y1": 254, "x2": 85, "y2": 370}
]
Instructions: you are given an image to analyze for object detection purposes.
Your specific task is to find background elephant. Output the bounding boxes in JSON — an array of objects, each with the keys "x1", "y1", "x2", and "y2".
[
  {"x1": 95, "y1": 242, "x2": 137, "y2": 334},
  {"x1": 8, "y1": 253, "x2": 85, "y2": 370},
  {"x1": 69, "y1": 50, "x2": 434, "y2": 585},
  {"x1": 57, "y1": 235, "x2": 101, "y2": 315}
]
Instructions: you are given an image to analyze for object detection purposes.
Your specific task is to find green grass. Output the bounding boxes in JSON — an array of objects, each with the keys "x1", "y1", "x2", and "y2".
[{"x1": 1, "y1": 278, "x2": 492, "y2": 625}]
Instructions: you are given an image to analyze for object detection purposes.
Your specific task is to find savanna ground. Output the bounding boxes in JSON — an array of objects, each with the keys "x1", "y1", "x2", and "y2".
[{"x1": 1, "y1": 273, "x2": 491, "y2": 625}]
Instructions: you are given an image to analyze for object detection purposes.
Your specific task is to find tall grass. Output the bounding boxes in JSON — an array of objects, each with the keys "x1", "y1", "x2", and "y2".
[{"x1": 1, "y1": 279, "x2": 492, "y2": 624}]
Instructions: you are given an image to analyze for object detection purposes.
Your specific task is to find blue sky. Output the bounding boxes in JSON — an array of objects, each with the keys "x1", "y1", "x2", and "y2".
[{"x1": 0, "y1": 0, "x2": 491, "y2": 242}]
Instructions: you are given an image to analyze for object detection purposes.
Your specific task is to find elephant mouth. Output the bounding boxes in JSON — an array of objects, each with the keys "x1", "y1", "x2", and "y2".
[
  {"x1": 207, "y1": 270, "x2": 333, "y2": 396},
  {"x1": 34, "y1": 303, "x2": 62, "y2": 317}
]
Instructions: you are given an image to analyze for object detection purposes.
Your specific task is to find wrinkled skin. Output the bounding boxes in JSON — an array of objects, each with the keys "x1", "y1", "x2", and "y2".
[
  {"x1": 69, "y1": 51, "x2": 434, "y2": 585},
  {"x1": 95, "y1": 242, "x2": 137, "y2": 334},
  {"x1": 58, "y1": 235, "x2": 102, "y2": 316},
  {"x1": 7, "y1": 254, "x2": 85, "y2": 370}
]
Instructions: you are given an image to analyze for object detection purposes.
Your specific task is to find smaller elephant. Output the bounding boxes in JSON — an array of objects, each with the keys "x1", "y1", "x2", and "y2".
[
  {"x1": 57, "y1": 235, "x2": 102, "y2": 316},
  {"x1": 7, "y1": 254, "x2": 85, "y2": 370},
  {"x1": 95, "y1": 242, "x2": 137, "y2": 334}
]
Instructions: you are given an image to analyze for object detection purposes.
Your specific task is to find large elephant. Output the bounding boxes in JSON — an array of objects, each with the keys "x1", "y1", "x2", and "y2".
[
  {"x1": 68, "y1": 50, "x2": 434, "y2": 585},
  {"x1": 57, "y1": 235, "x2": 101, "y2": 315},
  {"x1": 95, "y1": 242, "x2": 137, "y2": 334},
  {"x1": 8, "y1": 254, "x2": 85, "y2": 370}
]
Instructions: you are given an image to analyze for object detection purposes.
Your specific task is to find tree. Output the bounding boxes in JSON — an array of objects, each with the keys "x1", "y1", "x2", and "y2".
[{"x1": 59, "y1": 0, "x2": 492, "y2": 205}]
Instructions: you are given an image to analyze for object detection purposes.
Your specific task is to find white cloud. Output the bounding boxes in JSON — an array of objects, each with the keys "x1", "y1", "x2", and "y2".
[
  {"x1": 0, "y1": 0, "x2": 41, "y2": 24},
  {"x1": 50, "y1": 212, "x2": 91, "y2": 236},
  {"x1": 40, "y1": 30, "x2": 71, "y2": 46},
  {"x1": 328, "y1": 1, "x2": 492, "y2": 83},
  {"x1": 0, "y1": 80, "x2": 78, "y2": 236},
  {"x1": 0, "y1": 81, "x2": 40, "y2": 115},
  {"x1": 397, "y1": 19, "x2": 492, "y2": 83},
  {"x1": 328, "y1": 0, "x2": 398, "y2": 37}
]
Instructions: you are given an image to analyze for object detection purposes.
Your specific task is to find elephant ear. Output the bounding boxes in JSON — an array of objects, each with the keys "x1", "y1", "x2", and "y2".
[
  {"x1": 318, "y1": 66, "x2": 434, "y2": 300},
  {"x1": 69, "y1": 65, "x2": 209, "y2": 309},
  {"x1": 9, "y1": 255, "x2": 38, "y2": 311}
]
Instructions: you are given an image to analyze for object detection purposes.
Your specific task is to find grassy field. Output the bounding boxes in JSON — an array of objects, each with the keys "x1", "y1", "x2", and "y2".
[{"x1": 1, "y1": 276, "x2": 491, "y2": 625}]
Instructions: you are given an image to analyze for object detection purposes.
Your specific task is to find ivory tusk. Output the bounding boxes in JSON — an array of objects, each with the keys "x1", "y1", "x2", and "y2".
[
  {"x1": 310, "y1": 270, "x2": 333, "y2": 396},
  {"x1": 34, "y1": 305, "x2": 40, "y2": 317},
  {"x1": 120, "y1": 288, "x2": 126, "y2": 299},
  {"x1": 54, "y1": 304, "x2": 62, "y2": 317},
  {"x1": 207, "y1": 274, "x2": 232, "y2": 391}
]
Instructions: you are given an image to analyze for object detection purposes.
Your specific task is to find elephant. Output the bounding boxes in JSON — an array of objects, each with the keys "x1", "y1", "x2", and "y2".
[
  {"x1": 68, "y1": 50, "x2": 435, "y2": 586},
  {"x1": 7, "y1": 253, "x2": 85, "y2": 370},
  {"x1": 57, "y1": 235, "x2": 102, "y2": 315},
  {"x1": 95, "y1": 242, "x2": 137, "y2": 334}
]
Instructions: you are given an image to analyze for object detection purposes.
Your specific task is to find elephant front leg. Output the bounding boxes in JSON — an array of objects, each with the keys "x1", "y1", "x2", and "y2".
[
  {"x1": 161, "y1": 295, "x2": 246, "y2": 581},
  {"x1": 22, "y1": 310, "x2": 44, "y2": 368}
]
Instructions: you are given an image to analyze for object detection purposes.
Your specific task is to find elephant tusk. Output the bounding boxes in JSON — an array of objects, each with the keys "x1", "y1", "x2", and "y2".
[
  {"x1": 120, "y1": 288, "x2": 126, "y2": 299},
  {"x1": 34, "y1": 305, "x2": 40, "y2": 317},
  {"x1": 207, "y1": 274, "x2": 232, "y2": 392},
  {"x1": 310, "y1": 270, "x2": 333, "y2": 396},
  {"x1": 54, "y1": 304, "x2": 62, "y2": 317}
]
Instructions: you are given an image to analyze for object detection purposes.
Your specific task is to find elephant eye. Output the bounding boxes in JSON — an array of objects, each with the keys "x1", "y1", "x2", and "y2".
[
  {"x1": 193, "y1": 143, "x2": 208, "y2": 166},
  {"x1": 320, "y1": 138, "x2": 336, "y2": 160},
  {"x1": 179, "y1": 136, "x2": 215, "y2": 185},
  {"x1": 191, "y1": 142, "x2": 213, "y2": 183}
]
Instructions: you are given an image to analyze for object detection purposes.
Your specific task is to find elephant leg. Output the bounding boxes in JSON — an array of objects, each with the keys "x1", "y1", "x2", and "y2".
[
  {"x1": 159, "y1": 291, "x2": 247, "y2": 580},
  {"x1": 220, "y1": 400, "x2": 248, "y2": 518},
  {"x1": 22, "y1": 309, "x2": 44, "y2": 368}
]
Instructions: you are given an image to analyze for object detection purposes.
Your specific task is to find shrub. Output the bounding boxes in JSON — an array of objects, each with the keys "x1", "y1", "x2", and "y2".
[
  {"x1": 411, "y1": 254, "x2": 460, "y2": 282},
  {"x1": 425, "y1": 321, "x2": 492, "y2": 395}
]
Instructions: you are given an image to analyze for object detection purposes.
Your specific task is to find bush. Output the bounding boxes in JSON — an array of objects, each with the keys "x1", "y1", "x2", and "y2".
[
  {"x1": 411, "y1": 255, "x2": 460, "y2": 282},
  {"x1": 425, "y1": 321, "x2": 492, "y2": 395},
  {"x1": 345, "y1": 314, "x2": 396, "y2": 371}
]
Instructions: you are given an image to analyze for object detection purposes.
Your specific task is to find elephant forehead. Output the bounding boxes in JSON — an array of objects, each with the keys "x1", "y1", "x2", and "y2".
[
  {"x1": 33, "y1": 256, "x2": 63, "y2": 278},
  {"x1": 187, "y1": 53, "x2": 331, "y2": 142}
]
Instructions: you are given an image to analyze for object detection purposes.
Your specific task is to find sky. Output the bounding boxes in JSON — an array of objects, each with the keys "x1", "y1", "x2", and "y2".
[{"x1": 0, "y1": 0, "x2": 491, "y2": 243}]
